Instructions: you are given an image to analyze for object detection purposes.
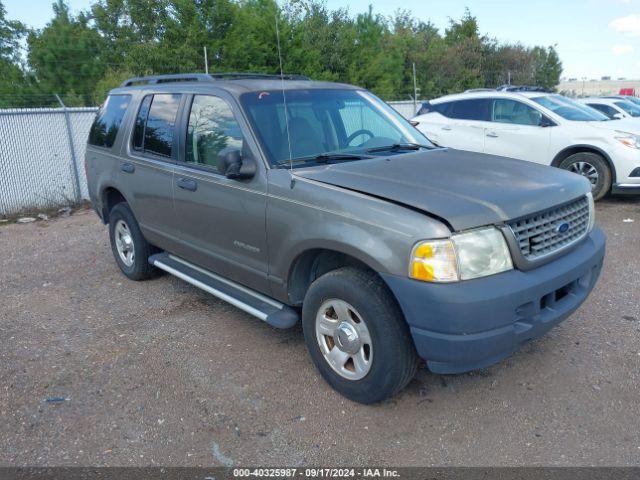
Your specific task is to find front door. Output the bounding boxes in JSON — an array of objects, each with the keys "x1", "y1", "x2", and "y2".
[
  {"x1": 483, "y1": 98, "x2": 551, "y2": 165},
  {"x1": 171, "y1": 92, "x2": 269, "y2": 293}
]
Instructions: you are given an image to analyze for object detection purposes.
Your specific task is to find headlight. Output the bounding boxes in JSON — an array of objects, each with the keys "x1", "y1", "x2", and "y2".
[
  {"x1": 586, "y1": 192, "x2": 595, "y2": 232},
  {"x1": 410, "y1": 227, "x2": 513, "y2": 283},
  {"x1": 614, "y1": 131, "x2": 640, "y2": 149}
]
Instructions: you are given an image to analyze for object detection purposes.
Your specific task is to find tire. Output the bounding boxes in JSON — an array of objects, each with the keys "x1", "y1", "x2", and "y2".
[
  {"x1": 108, "y1": 202, "x2": 158, "y2": 281},
  {"x1": 559, "y1": 152, "x2": 611, "y2": 201},
  {"x1": 302, "y1": 267, "x2": 418, "y2": 404}
]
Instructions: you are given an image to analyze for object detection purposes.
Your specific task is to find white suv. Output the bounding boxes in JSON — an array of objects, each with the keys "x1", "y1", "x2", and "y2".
[{"x1": 412, "y1": 90, "x2": 640, "y2": 200}]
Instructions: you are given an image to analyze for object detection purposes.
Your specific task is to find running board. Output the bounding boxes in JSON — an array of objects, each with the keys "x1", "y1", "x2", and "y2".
[{"x1": 148, "y1": 253, "x2": 299, "y2": 329}]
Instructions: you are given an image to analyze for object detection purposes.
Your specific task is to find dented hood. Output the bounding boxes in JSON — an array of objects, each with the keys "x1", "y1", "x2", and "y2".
[{"x1": 294, "y1": 149, "x2": 590, "y2": 231}]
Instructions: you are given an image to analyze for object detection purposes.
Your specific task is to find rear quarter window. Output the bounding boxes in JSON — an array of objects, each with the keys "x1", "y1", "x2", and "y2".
[{"x1": 88, "y1": 94, "x2": 131, "y2": 148}]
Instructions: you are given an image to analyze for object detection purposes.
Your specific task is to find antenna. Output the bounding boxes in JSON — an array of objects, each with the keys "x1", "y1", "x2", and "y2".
[{"x1": 275, "y1": 15, "x2": 294, "y2": 182}]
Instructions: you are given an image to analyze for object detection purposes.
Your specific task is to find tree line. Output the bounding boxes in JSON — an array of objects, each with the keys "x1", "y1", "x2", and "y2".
[{"x1": 0, "y1": 0, "x2": 563, "y2": 108}]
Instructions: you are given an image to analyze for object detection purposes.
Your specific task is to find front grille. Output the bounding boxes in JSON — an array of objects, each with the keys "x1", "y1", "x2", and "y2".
[{"x1": 508, "y1": 196, "x2": 590, "y2": 260}]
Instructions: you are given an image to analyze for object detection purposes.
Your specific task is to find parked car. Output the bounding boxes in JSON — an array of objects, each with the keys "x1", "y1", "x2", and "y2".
[
  {"x1": 602, "y1": 95, "x2": 640, "y2": 108},
  {"x1": 579, "y1": 97, "x2": 640, "y2": 121},
  {"x1": 413, "y1": 90, "x2": 640, "y2": 200},
  {"x1": 86, "y1": 74, "x2": 605, "y2": 403}
]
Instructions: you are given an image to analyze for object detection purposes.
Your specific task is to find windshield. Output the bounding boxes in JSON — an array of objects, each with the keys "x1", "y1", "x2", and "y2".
[
  {"x1": 614, "y1": 101, "x2": 640, "y2": 117},
  {"x1": 532, "y1": 94, "x2": 609, "y2": 122},
  {"x1": 240, "y1": 89, "x2": 432, "y2": 167}
]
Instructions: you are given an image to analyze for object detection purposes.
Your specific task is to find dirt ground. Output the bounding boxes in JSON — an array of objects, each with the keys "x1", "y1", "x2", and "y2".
[{"x1": 1, "y1": 197, "x2": 639, "y2": 467}]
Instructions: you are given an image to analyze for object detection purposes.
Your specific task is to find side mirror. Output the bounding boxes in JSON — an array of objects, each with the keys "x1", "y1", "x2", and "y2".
[
  {"x1": 613, "y1": 112, "x2": 625, "y2": 120},
  {"x1": 217, "y1": 147, "x2": 256, "y2": 179}
]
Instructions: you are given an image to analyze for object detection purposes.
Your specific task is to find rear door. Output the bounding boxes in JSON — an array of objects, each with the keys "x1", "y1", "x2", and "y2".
[
  {"x1": 171, "y1": 92, "x2": 269, "y2": 293},
  {"x1": 419, "y1": 99, "x2": 490, "y2": 152},
  {"x1": 117, "y1": 92, "x2": 183, "y2": 252},
  {"x1": 483, "y1": 98, "x2": 552, "y2": 165}
]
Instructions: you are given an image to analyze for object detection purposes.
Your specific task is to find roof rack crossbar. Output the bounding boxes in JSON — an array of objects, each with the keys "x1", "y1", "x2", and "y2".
[{"x1": 120, "y1": 72, "x2": 311, "y2": 87}]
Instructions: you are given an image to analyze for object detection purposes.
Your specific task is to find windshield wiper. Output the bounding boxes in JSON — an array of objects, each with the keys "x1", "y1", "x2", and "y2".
[
  {"x1": 277, "y1": 152, "x2": 372, "y2": 167},
  {"x1": 313, "y1": 153, "x2": 373, "y2": 163},
  {"x1": 365, "y1": 142, "x2": 432, "y2": 154}
]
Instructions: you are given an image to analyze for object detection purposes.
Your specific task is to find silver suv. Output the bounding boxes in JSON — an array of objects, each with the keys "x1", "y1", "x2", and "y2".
[{"x1": 85, "y1": 73, "x2": 605, "y2": 403}]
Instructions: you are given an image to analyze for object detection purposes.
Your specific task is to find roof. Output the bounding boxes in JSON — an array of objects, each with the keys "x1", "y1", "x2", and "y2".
[
  {"x1": 428, "y1": 90, "x2": 554, "y2": 104},
  {"x1": 579, "y1": 97, "x2": 633, "y2": 105},
  {"x1": 110, "y1": 73, "x2": 359, "y2": 96}
]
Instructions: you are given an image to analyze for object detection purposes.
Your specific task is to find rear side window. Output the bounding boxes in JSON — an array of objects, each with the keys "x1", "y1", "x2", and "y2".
[
  {"x1": 437, "y1": 99, "x2": 491, "y2": 121},
  {"x1": 88, "y1": 94, "x2": 131, "y2": 148},
  {"x1": 132, "y1": 94, "x2": 181, "y2": 157}
]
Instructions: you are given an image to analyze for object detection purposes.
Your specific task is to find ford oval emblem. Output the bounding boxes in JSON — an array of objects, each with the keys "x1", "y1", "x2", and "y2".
[{"x1": 556, "y1": 222, "x2": 570, "y2": 234}]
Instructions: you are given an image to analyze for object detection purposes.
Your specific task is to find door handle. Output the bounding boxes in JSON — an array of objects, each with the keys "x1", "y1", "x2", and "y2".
[
  {"x1": 177, "y1": 178, "x2": 198, "y2": 192},
  {"x1": 441, "y1": 125, "x2": 452, "y2": 131},
  {"x1": 486, "y1": 131, "x2": 498, "y2": 138},
  {"x1": 120, "y1": 163, "x2": 135, "y2": 174}
]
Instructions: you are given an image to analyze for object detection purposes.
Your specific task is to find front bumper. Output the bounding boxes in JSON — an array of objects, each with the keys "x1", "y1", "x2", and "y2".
[{"x1": 382, "y1": 227, "x2": 605, "y2": 374}]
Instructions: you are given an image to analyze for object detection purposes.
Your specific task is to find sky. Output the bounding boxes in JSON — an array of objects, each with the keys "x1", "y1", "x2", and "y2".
[{"x1": 4, "y1": 0, "x2": 640, "y2": 80}]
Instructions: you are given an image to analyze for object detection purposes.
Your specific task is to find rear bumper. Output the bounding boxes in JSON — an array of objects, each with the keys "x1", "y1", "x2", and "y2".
[{"x1": 382, "y1": 227, "x2": 605, "y2": 374}]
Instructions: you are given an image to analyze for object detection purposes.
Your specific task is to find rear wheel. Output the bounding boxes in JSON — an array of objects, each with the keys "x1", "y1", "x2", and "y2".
[
  {"x1": 559, "y1": 152, "x2": 611, "y2": 201},
  {"x1": 108, "y1": 203, "x2": 158, "y2": 281},
  {"x1": 302, "y1": 267, "x2": 418, "y2": 404}
]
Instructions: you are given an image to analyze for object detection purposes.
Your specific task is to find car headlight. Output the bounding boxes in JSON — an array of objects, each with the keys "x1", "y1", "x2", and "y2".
[
  {"x1": 410, "y1": 227, "x2": 513, "y2": 282},
  {"x1": 586, "y1": 191, "x2": 595, "y2": 232},
  {"x1": 614, "y1": 131, "x2": 640, "y2": 149}
]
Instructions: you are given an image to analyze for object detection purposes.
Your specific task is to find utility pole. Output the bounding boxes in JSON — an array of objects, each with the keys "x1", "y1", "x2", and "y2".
[
  {"x1": 412, "y1": 62, "x2": 418, "y2": 114},
  {"x1": 203, "y1": 46, "x2": 209, "y2": 74}
]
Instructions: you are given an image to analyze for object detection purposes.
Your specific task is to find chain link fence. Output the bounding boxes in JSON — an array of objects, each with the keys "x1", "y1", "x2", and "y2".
[{"x1": 0, "y1": 106, "x2": 98, "y2": 216}]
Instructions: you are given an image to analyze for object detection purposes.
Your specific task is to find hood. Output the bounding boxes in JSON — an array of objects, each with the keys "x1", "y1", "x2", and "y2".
[
  {"x1": 294, "y1": 149, "x2": 590, "y2": 231},
  {"x1": 586, "y1": 118, "x2": 640, "y2": 134}
]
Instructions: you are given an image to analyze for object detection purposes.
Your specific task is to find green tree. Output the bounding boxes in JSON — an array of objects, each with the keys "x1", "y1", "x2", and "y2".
[
  {"x1": 28, "y1": 0, "x2": 107, "y2": 105},
  {"x1": 532, "y1": 45, "x2": 562, "y2": 90},
  {"x1": 0, "y1": 0, "x2": 35, "y2": 107}
]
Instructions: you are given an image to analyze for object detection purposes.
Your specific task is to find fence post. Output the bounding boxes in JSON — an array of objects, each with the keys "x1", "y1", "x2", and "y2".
[{"x1": 55, "y1": 94, "x2": 82, "y2": 203}]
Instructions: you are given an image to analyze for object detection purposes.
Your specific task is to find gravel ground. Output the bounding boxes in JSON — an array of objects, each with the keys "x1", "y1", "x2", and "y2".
[{"x1": 0, "y1": 197, "x2": 639, "y2": 467}]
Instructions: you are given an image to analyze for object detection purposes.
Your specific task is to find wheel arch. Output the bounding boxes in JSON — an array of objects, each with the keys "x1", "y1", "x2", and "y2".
[
  {"x1": 100, "y1": 186, "x2": 130, "y2": 224},
  {"x1": 551, "y1": 145, "x2": 617, "y2": 184},
  {"x1": 286, "y1": 247, "x2": 388, "y2": 307}
]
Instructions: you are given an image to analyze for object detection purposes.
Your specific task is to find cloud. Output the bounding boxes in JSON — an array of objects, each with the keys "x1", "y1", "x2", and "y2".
[
  {"x1": 612, "y1": 44, "x2": 635, "y2": 55},
  {"x1": 610, "y1": 14, "x2": 640, "y2": 36}
]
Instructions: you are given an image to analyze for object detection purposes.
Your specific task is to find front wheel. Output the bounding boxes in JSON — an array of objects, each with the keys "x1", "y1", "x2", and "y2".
[
  {"x1": 559, "y1": 152, "x2": 611, "y2": 201},
  {"x1": 302, "y1": 267, "x2": 418, "y2": 404}
]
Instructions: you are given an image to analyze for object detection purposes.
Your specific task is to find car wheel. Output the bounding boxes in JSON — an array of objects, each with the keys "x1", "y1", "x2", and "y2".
[
  {"x1": 559, "y1": 152, "x2": 611, "y2": 201},
  {"x1": 302, "y1": 267, "x2": 418, "y2": 404},
  {"x1": 108, "y1": 202, "x2": 159, "y2": 281}
]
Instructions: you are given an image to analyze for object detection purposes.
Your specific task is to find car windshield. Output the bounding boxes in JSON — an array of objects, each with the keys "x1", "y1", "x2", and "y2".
[
  {"x1": 240, "y1": 88, "x2": 433, "y2": 167},
  {"x1": 614, "y1": 101, "x2": 640, "y2": 117},
  {"x1": 532, "y1": 94, "x2": 609, "y2": 122}
]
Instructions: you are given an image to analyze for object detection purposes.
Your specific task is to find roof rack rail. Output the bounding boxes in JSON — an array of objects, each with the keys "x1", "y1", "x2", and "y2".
[
  {"x1": 496, "y1": 84, "x2": 552, "y2": 93},
  {"x1": 464, "y1": 88, "x2": 495, "y2": 93},
  {"x1": 120, "y1": 72, "x2": 311, "y2": 87},
  {"x1": 209, "y1": 72, "x2": 311, "y2": 81}
]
